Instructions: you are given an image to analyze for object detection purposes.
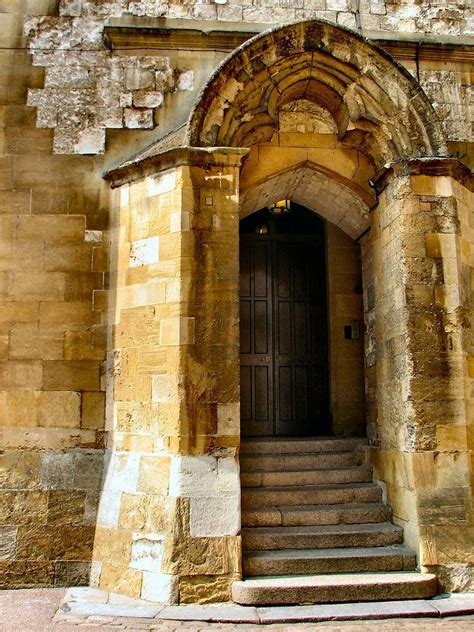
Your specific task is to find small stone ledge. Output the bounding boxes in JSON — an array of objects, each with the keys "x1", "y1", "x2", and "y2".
[
  {"x1": 373, "y1": 157, "x2": 473, "y2": 195},
  {"x1": 54, "y1": 586, "x2": 474, "y2": 625},
  {"x1": 104, "y1": 144, "x2": 249, "y2": 187}
]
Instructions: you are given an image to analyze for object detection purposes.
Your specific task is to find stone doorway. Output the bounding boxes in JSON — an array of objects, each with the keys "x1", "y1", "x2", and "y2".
[{"x1": 239, "y1": 204, "x2": 330, "y2": 438}]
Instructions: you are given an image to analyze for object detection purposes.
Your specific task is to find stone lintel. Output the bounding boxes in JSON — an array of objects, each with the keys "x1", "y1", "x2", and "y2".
[
  {"x1": 104, "y1": 18, "x2": 474, "y2": 63},
  {"x1": 105, "y1": 146, "x2": 249, "y2": 188},
  {"x1": 373, "y1": 157, "x2": 473, "y2": 195}
]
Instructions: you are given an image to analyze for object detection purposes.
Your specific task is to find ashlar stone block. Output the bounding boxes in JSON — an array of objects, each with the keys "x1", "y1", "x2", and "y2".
[
  {"x1": 102, "y1": 452, "x2": 141, "y2": 494},
  {"x1": 147, "y1": 171, "x2": 176, "y2": 197},
  {"x1": 130, "y1": 534, "x2": 163, "y2": 572},
  {"x1": 169, "y1": 455, "x2": 240, "y2": 499},
  {"x1": 129, "y1": 236, "x2": 159, "y2": 268},
  {"x1": 141, "y1": 570, "x2": 178, "y2": 602},
  {"x1": 190, "y1": 496, "x2": 240, "y2": 537}
]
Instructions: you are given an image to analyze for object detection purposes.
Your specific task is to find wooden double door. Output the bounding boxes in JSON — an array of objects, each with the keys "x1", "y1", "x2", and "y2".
[{"x1": 239, "y1": 206, "x2": 329, "y2": 437}]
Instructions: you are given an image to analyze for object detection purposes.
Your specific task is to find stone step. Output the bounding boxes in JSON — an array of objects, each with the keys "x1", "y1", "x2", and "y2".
[
  {"x1": 243, "y1": 546, "x2": 417, "y2": 576},
  {"x1": 240, "y1": 451, "x2": 364, "y2": 473},
  {"x1": 242, "y1": 502, "x2": 392, "y2": 528},
  {"x1": 241, "y1": 483, "x2": 382, "y2": 508},
  {"x1": 242, "y1": 522, "x2": 403, "y2": 551},
  {"x1": 232, "y1": 572, "x2": 438, "y2": 606},
  {"x1": 240, "y1": 437, "x2": 367, "y2": 456},
  {"x1": 241, "y1": 465, "x2": 373, "y2": 488}
]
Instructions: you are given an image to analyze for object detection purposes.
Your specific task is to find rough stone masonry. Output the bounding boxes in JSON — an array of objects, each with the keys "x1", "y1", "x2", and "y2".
[{"x1": 0, "y1": 0, "x2": 473, "y2": 606}]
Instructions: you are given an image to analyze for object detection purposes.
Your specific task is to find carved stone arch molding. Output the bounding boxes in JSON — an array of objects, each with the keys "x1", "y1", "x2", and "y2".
[{"x1": 186, "y1": 19, "x2": 447, "y2": 169}]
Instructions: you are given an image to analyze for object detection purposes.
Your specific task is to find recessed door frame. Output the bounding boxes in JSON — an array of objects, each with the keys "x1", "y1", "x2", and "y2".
[{"x1": 239, "y1": 206, "x2": 330, "y2": 437}]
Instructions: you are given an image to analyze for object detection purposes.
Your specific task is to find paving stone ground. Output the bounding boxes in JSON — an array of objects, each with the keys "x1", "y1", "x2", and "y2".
[{"x1": 2, "y1": 589, "x2": 474, "y2": 631}]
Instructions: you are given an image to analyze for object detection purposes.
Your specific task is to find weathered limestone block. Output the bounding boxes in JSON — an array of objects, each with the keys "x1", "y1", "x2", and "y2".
[
  {"x1": 179, "y1": 573, "x2": 239, "y2": 604},
  {"x1": 24, "y1": 13, "x2": 194, "y2": 153}
]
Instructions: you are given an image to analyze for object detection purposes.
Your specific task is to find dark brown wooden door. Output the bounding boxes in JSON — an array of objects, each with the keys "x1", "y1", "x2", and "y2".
[{"x1": 240, "y1": 206, "x2": 329, "y2": 437}]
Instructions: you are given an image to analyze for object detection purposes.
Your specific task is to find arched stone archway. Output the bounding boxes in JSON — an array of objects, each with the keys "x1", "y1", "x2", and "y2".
[
  {"x1": 100, "y1": 20, "x2": 473, "y2": 604},
  {"x1": 186, "y1": 19, "x2": 447, "y2": 168}
]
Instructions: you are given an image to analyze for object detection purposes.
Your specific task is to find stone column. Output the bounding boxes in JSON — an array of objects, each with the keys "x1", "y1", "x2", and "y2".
[
  {"x1": 363, "y1": 159, "x2": 474, "y2": 591},
  {"x1": 92, "y1": 148, "x2": 247, "y2": 603}
]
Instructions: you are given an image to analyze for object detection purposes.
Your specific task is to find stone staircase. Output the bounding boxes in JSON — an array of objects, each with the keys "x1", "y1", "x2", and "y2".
[{"x1": 232, "y1": 437, "x2": 437, "y2": 606}]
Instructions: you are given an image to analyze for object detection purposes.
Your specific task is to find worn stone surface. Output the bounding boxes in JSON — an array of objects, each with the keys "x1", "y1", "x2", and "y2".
[{"x1": 1, "y1": 0, "x2": 473, "y2": 608}]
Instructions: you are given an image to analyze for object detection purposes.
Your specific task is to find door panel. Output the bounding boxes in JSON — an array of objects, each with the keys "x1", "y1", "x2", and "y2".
[
  {"x1": 240, "y1": 208, "x2": 329, "y2": 437},
  {"x1": 239, "y1": 240, "x2": 274, "y2": 436}
]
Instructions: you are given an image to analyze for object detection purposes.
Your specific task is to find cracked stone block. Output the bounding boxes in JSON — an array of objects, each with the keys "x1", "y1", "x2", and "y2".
[
  {"x1": 124, "y1": 108, "x2": 154, "y2": 129},
  {"x1": 130, "y1": 536, "x2": 163, "y2": 572},
  {"x1": 177, "y1": 70, "x2": 194, "y2": 91},
  {"x1": 74, "y1": 127, "x2": 106, "y2": 154},
  {"x1": 133, "y1": 91, "x2": 164, "y2": 108}
]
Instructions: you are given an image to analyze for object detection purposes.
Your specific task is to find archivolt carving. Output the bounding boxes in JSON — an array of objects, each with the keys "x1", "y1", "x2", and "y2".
[{"x1": 186, "y1": 20, "x2": 447, "y2": 168}]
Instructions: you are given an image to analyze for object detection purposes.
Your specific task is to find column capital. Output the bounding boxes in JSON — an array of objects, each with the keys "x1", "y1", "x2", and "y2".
[
  {"x1": 373, "y1": 156, "x2": 473, "y2": 195},
  {"x1": 105, "y1": 145, "x2": 249, "y2": 188}
]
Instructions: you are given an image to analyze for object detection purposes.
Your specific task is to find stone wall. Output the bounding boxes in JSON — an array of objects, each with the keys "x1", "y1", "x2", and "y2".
[
  {"x1": 0, "y1": 1, "x2": 108, "y2": 588},
  {"x1": 95, "y1": 151, "x2": 245, "y2": 603},
  {"x1": 1, "y1": 0, "x2": 473, "y2": 598},
  {"x1": 364, "y1": 166, "x2": 474, "y2": 591},
  {"x1": 327, "y1": 224, "x2": 365, "y2": 437},
  {"x1": 24, "y1": 1, "x2": 473, "y2": 155}
]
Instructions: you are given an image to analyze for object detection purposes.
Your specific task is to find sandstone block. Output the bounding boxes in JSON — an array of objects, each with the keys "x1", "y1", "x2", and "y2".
[
  {"x1": 147, "y1": 171, "x2": 176, "y2": 197},
  {"x1": 162, "y1": 535, "x2": 239, "y2": 576},
  {"x1": 94, "y1": 526, "x2": 132, "y2": 567},
  {"x1": 145, "y1": 495, "x2": 175, "y2": 534},
  {"x1": 152, "y1": 373, "x2": 180, "y2": 404},
  {"x1": 0, "y1": 526, "x2": 18, "y2": 561},
  {"x1": 81, "y1": 391, "x2": 105, "y2": 429},
  {"x1": 0, "y1": 450, "x2": 40, "y2": 490},
  {"x1": 95, "y1": 490, "x2": 122, "y2": 529},
  {"x1": 10, "y1": 271, "x2": 66, "y2": 301},
  {"x1": 160, "y1": 317, "x2": 195, "y2": 345},
  {"x1": 129, "y1": 236, "x2": 159, "y2": 268},
  {"x1": 179, "y1": 573, "x2": 236, "y2": 604},
  {"x1": 190, "y1": 496, "x2": 240, "y2": 537},
  {"x1": 64, "y1": 331, "x2": 105, "y2": 361},
  {"x1": 141, "y1": 570, "x2": 178, "y2": 603},
  {"x1": 133, "y1": 91, "x2": 163, "y2": 108},
  {"x1": 102, "y1": 451, "x2": 140, "y2": 493},
  {"x1": 137, "y1": 456, "x2": 170, "y2": 494},
  {"x1": 54, "y1": 560, "x2": 91, "y2": 587},
  {"x1": 99, "y1": 564, "x2": 143, "y2": 599},
  {"x1": 0, "y1": 560, "x2": 55, "y2": 588},
  {"x1": 0, "y1": 360, "x2": 42, "y2": 390},
  {"x1": 43, "y1": 243, "x2": 92, "y2": 272},
  {"x1": 37, "y1": 390, "x2": 81, "y2": 428},
  {"x1": 42, "y1": 360, "x2": 100, "y2": 390},
  {"x1": 130, "y1": 534, "x2": 164, "y2": 572},
  {"x1": 46, "y1": 490, "x2": 87, "y2": 526},
  {"x1": 418, "y1": 487, "x2": 468, "y2": 526},
  {"x1": 0, "y1": 189, "x2": 30, "y2": 214},
  {"x1": 124, "y1": 108, "x2": 153, "y2": 129},
  {"x1": 169, "y1": 455, "x2": 240, "y2": 498},
  {"x1": 9, "y1": 328, "x2": 63, "y2": 360},
  {"x1": 17, "y1": 215, "x2": 85, "y2": 242},
  {"x1": 118, "y1": 493, "x2": 148, "y2": 531},
  {"x1": 0, "y1": 491, "x2": 48, "y2": 525}
]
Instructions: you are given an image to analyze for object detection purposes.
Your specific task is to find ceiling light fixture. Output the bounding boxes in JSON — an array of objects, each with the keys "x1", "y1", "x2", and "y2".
[{"x1": 268, "y1": 199, "x2": 291, "y2": 215}]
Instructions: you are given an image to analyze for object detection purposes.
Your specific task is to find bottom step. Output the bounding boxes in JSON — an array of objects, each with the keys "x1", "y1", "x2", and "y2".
[{"x1": 232, "y1": 572, "x2": 438, "y2": 606}]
